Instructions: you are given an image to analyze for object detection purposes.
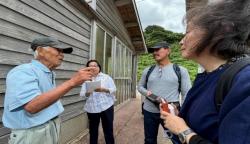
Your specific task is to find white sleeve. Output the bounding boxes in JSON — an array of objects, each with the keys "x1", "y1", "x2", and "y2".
[
  {"x1": 80, "y1": 83, "x2": 87, "y2": 97},
  {"x1": 106, "y1": 76, "x2": 116, "y2": 95}
]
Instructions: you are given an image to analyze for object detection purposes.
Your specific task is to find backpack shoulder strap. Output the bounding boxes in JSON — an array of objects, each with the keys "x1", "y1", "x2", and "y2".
[
  {"x1": 144, "y1": 65, "x2": 156, "y2": 89},
  {"x1": 215, "y1": 57, "x2": 250, "y2": 111},
  {"x1": 173, "y1": 64, "x2": 182, "y2": 93}
]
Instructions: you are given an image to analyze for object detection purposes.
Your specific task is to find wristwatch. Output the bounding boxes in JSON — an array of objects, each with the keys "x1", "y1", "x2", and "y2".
[{"x1": 178, "y1": 128, "x2": 195, "y2": 143}]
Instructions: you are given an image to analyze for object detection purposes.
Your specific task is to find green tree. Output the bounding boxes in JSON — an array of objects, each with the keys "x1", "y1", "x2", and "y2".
[
  {"x1": 145, "y1": 25, "x2": 165, "y2": 34},
  {"x1": 144, "y1": 25, "x2": 184, "y2": 47}
]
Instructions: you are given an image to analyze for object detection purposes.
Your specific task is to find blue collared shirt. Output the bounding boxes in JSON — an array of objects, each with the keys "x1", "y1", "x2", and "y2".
[
  {"x1": 80, "y1": 72, "x2": 116, "y2": 113},
  {"x1": 2, "y1": 60, "x2": 64, "y2": 129}
]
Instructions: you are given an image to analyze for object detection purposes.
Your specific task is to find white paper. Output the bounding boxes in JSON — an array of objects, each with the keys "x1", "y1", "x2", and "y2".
[{"x1": 85, "y1": 81, "x2": 101, "y2": 93}]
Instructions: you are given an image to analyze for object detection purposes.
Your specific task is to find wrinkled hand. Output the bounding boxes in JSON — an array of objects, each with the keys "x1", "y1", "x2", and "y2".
[
  {"x1": 69, "y1": 67, "x2": 97, "y2": 86},
  {"x1": 94, "y1": 87, "x2": 109, "y2": 93},
  {"x1": 160, "y1": 104, "x2": 189, "y2": 134}
]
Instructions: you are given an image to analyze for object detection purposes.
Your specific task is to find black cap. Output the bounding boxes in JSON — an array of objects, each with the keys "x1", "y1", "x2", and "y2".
[
  {"x1": 31, "y1": 36, "x2": 73, "y2": 54},
  {"x1": 148, "y1": 41, "x2": 170, "y2": 53}
]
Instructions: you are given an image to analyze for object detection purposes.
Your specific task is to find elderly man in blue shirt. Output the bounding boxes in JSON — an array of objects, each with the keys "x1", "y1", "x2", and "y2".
[{"x1": 2, "y1": 36, "x2": 96, "y2": 144}]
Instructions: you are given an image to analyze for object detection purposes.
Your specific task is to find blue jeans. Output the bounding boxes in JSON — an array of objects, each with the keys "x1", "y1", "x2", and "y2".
[{"x1": 143, "y1": 109, "x2": 180, "y2": 144}]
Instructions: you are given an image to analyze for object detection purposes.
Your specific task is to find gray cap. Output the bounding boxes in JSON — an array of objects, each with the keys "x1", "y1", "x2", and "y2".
[
  {"x1": 31, "y1": 36, "x2": 73, "y2": 54},
  {"x1": 148, "y1": 41, "x2": 170, "y2": 53}
]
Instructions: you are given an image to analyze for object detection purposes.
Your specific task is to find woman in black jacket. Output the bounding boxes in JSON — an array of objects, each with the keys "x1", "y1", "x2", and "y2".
[{"x1": 160, "y1": 0, "x2": 250, "y2": 144}]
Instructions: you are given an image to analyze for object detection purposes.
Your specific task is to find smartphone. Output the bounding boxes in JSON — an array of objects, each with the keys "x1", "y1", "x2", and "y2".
[
  {"x1": 161, "y1": 98, "x2": 170, "y2": 113},
  {"x1": 147, "y1": 93, "x2": 159, "y2": 101}
]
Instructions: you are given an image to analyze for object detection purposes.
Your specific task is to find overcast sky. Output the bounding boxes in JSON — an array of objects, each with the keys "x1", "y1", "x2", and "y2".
[{"x1": 135, "y1": 0, "x2": 186, "y2": 33}]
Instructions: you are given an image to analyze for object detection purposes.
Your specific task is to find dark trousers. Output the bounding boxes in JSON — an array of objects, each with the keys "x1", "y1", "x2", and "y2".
[
  {"x1": 143, "y1": 109, "x2": 180, "y2": 144},
  {"x1": 87, "y1": 105, "x2": 114, "y2": 144}
]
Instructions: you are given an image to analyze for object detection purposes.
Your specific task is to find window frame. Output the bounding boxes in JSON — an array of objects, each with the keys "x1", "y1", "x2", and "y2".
[
  {"x1": 91, "y1": 21, "x2": 114, "y2": 75},
  {"x1": 113, "y1": 37, "x2": 133, "y2": 80}
]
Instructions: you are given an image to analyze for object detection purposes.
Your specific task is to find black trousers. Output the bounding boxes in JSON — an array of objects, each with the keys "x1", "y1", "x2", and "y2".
[
  {"x1": 87, "y1": 105, "x2": 114, "y2": 144},
  {"x1": 143, "y1": 109, "x2": 180, "y2": 144}
]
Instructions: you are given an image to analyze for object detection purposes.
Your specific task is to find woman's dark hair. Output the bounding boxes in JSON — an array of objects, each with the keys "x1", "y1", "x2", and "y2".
[
  {"x1": 185, "y1": 0, "x2": 250, "y2": 59},
  {"x1": 86, "y1": 59, "x2": 101, "y2": 72}
]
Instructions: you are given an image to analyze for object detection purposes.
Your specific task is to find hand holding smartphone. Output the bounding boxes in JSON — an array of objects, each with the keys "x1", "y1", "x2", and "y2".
[
  {"x1": 161, "y1": 98, "x2": 176, "y2": 115},
  {"x1": 161, "y1": 98, "x2": 170, "y2": 113}
]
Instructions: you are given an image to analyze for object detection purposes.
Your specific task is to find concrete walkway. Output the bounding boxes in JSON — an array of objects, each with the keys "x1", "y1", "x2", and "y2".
[{"x1": 79, "y1": 96, "x2": 173, "y2": 144}]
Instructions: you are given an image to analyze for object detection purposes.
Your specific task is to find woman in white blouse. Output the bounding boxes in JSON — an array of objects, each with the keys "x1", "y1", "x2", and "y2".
[{"x1": 80, "y1": 60, "x2": 116, "y2": 144}]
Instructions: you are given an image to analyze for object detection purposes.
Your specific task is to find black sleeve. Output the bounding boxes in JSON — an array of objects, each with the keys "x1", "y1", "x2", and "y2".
[{"x1": 189, "y1": 135, "x2": 214, "y2": 144}]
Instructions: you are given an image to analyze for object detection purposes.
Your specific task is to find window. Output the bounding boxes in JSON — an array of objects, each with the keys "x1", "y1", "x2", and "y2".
[
  {"x1": 114, "y1": 38, "x2": 133, "y2": 79},
  {"x1": 115, "y1": 41, "x2": 122, "y2": 77},
  {"x1": 95, "y1": 26, "x2": 105, "y2": 70},
  {"x1": 113, "y1": 38, "x2": 134, "y2": 104},
  {"x1": 94, "y1": 24, "x2": 113, "y2": 74},
  {"x1": 91, "y1": 23, "x2": 135, "y2": 104},
  {"x1": 121, "y1": 45, "x2": 125, "y2": 77},
  {"x1": 105, "y1": 34, "x2": 112, "y2": 75}
]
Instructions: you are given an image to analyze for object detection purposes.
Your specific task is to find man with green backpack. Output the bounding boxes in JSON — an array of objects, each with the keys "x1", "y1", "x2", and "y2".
[{"x1": 138, "y1": 41, "x2": 191, "y2": 144}]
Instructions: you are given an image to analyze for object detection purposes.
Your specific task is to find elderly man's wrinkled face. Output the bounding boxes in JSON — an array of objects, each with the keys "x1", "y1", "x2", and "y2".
[{"x1": 37, "y1": 47, "x2": 64, "y2": 69}]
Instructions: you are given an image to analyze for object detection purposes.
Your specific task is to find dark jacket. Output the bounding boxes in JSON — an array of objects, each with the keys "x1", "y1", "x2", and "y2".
[{"x1": 180, "y1": 65, "x2": 250, "y2": 144}]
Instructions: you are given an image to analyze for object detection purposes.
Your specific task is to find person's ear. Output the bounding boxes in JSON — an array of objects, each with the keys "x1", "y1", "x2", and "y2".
[
  {"x1": 37, "y1": 47, "x2": 45, "y2": 57},
  {"x1": 167, "y1": 48, "x2": 171, "y2": 54}
]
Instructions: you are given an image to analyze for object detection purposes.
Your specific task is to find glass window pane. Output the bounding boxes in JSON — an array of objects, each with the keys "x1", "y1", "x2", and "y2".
[
  {"x1": 105, "y1": 34, "x2": 112, "y2": 75},
  {"x1": 115, "y1": 41, "x2": 121, "y2": 77},
  {"x1": 95, "y1": 26, "x2": 105, "y2": 69},
  {"x1": 125, "y1": 49, "x2": 129, "y2": 77},
  {"x1": 128, "y1": 51, "x2": 132, "y2": 78},
  {"x1": 114, "y1": 42, "x2": 118, "y2": 77},
  {"x1": 121, "y1": 45, "x2": 125, "y2": 77}
]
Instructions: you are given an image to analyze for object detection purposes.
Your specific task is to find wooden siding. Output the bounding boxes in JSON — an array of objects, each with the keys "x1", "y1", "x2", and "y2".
[{"x1": 0, "y1": 0, "x2": 91, "y2": 142}]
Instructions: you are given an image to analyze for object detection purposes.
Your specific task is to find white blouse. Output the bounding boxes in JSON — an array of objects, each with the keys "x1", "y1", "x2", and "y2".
[{"x1": 80, "y1": 72, "x2": 116, "y2": 113}]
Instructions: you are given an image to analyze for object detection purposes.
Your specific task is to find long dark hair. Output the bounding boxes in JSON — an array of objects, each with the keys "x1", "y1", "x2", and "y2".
[
  {"x1": 185, "y1": 0, "x2": 250, "y2": 60},
  {"x1": 86, "y1": 59, "x2": 102, "y2": 72}
]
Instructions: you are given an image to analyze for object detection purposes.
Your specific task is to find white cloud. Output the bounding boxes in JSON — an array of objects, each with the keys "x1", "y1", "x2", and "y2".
[{"x1": 136, "y1": 0, "x2": 186, "y2": 33}]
